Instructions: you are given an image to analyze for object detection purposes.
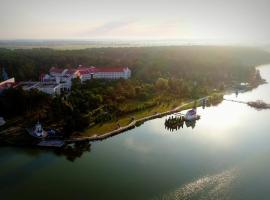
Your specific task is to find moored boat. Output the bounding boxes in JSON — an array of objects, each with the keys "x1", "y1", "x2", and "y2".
[
  {"x1": 0, "y1": 117, "x2": 6, "y2": 126},
  {"x1": 184, "y1": 108, "x2": 200, "y2": 121}
]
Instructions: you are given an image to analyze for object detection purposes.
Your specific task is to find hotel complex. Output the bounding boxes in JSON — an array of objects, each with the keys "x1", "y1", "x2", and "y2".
[{"x1": 17, "y1": 66, "x2": 131, "y2": 95}]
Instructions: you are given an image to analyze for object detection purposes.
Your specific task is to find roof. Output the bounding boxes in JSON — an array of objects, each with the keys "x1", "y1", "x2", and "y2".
[
  {"x1": 0, "y1": 78, "x2": 15, "y2": 91},
  {"x1": 78, "y1": 65, "x2": 92, "y2": 70},
  {"x1": 0, "y1": 82, "x2": 14, "y2": 91},
  {"x1": 66, "y1": 69, "x2": 77, "y2": 75},
  {"x1": 186, "y1": 109, "x2": 197, "y2": 116},
  {"x1": 95, "y1": 67, "x2": 128, "y2": 73},
  {"x1": 75, "y1": 67, "x2": 128, "y2": 76},
  {"x1": 77, "y1": 69, "x2": 91, "y2": 75},
  {"x1": 48, "y1": 66, "x2": 129, "y2": 77},
  {"x1": 50, "y1": 67, "x2": 65, "y2": 74},
  {"x1": 0, "y1": 78, "x2": 15, "y2": 87}
]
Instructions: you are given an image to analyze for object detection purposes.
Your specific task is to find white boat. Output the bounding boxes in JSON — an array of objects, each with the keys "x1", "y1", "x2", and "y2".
[
  {"x1": 26, "y1": 121, "x2": 47, "y2": 138},
  {"x1": 184, "y1": 108, "x2": 200, "y2": 121},
  {"x1": 0, "y1": 117, "x2": 6, "y2": 126}
]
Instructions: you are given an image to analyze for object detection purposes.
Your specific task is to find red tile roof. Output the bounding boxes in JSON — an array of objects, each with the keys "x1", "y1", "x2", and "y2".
[
  {"x1": 50, "y1": 67, "x2": 65, "y2": 74},
  {"x1": 77, "y1": 69, "x2": 91, "y2": 75},
  {"x1": 66, "y1": 69, "x2": 77, "y2": 75},
  {"x1": 48, "y1": 66, "x2": 129, "y2": 77},
  {"x1": 0, "y1": 78, "x2": 15, "y2": 90},
  {"x1": 95, "y1": 67, "x2": 127, "y2": 72},
  {"x1": 78, "y1": 65, "x2": 93, "y2": 70}
]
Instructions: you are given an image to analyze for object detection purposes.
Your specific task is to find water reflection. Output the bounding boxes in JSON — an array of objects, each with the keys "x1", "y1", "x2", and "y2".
[
  {"x1": 0, "y1": 154, "x2": 55, "y2": 193},
  {"x1": 54, "y1": 141, "x2": 91, "y2": 162},
  {"x1": 1, "y1": 65, "x2": 270, "y2": 200},
  {"x1": 152, "y1": 168, "x2": 237, "y2": 200},
  {"x1": 0, "y1": 141, "x2": 91, "y2": 162},
  {"x1": 164, "y1": 116, "x2": 197, "y2": 132}
]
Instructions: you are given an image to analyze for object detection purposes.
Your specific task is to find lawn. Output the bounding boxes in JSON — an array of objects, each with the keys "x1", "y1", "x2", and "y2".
[{"x1": 81, "y1": 99, "x2": 187, "y2": 137}]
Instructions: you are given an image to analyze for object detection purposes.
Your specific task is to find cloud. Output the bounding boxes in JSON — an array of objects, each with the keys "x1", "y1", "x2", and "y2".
[
  {"x1": 78, "y1": 19, "x2": 189, "y2": 39},
  {"x1": 81, "y1": 20, "x2": 136, "y2": 36}
]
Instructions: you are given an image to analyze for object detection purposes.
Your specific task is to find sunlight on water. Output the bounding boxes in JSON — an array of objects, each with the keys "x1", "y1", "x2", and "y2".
[
  {"x1": 152, "y1": 168, "x2": 237, "y2": 200},
  {"x1": 1, "y1": 65, "x2": 270, "y2": 200}
]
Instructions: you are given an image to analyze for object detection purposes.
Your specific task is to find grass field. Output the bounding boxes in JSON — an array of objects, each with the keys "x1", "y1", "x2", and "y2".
[{"x1": 80, "y1": 99, "x2": 192, "y2": 137}]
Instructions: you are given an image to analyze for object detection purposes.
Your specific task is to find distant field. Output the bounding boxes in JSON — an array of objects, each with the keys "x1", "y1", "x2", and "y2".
[
  {"x1": 0, "y1": 44, "x2": 118, "y2": 50},
  {"x1": 0, "y1": 43, "x2": 135, "y2": 50},
  {"x1": 0, "y1": 43, "x2": 141, "y2": 50},
  {"x1": 0, "y1": 39, "x2": 260, "y2": 50}
]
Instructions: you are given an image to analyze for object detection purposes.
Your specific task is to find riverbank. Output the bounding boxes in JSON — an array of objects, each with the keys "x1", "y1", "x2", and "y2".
[
  {"x1": 1, "y1": 75, "x2": 263, "y2": 146},
  {"x1": 67, "y1": 94, "x2": 222, "y2": 142},
  {"x1": 0, "y1": 90, "x2": 226, "y2": 147},
  {"x1": 68, "y1": 78, "x2": 266, "y2": 142},
  {"x1": 2, "y1": 65, "x2": 270, "y2": 200}
]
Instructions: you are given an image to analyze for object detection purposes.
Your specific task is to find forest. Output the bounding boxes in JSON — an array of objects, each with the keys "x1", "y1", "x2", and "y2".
[{"x1": 0, "y1": 46, "x2": 269, "y2": 135}]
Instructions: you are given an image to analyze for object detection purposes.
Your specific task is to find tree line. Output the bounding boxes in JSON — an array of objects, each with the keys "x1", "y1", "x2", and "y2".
[{"x1": 0, "y1": 46, "x2": 269, "y2": 135}]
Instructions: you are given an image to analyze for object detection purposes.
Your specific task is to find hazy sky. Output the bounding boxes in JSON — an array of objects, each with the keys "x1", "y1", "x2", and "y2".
[{"x1": 0, "y1": 0, "x2": 269, "y2": 43}]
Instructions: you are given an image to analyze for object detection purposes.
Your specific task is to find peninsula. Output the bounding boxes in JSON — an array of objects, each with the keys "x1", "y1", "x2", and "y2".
[{"x1": 0, "y1": 46, "x2": 269, "y2": 146}]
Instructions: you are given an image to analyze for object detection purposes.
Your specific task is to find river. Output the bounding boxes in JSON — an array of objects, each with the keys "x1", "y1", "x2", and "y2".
[{"x1": 1, "y1": 65, "x2": 270, "y2": 200}]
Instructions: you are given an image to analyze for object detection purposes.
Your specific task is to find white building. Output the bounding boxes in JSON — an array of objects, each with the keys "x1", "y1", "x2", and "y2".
[
  {"x1": 75, "y1": 66, "x2": 131, "y2": 81},
  {"x1": 42, "y1": 66, "x2": 131, "y2": 86},
  {"x1": 35, "y1": 82, "x2": 62, "y2": 95},
  {"x1": 17, "y1": 81, "x2": 62, "y2": 95},
  {"x1": 93, "y1": 67, "x2": 131, "y2": 79},
  {"x1": 29, "y1": 65, "x2": 132, "y2": 95}
]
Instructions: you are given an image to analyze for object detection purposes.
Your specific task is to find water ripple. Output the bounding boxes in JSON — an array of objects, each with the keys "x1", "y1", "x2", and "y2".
[{"x1": 152, "y1": 168, "x2": 237, "y2": 200}]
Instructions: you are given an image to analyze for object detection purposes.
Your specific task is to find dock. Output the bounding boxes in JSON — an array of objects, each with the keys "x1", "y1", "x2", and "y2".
[
  {"x1": 223, "y1": 98, "x2": 270, "y2": 109},
  {"x1": 37, "y1": 140, "x2": 65, "y2": 148}
]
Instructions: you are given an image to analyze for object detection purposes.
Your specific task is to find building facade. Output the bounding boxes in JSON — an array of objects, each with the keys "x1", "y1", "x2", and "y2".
[
  {"x1": 17, "y1": 65, "x2": 132, "y2": 95},
  {"x1": 41, "y1": 66, "x2": 131, "y2": 91}
]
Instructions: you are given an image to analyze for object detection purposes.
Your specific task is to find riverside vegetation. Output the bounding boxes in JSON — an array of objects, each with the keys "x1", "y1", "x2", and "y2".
[{"x1": 0, "y1": 46, "x2": 269, "y2": 142}]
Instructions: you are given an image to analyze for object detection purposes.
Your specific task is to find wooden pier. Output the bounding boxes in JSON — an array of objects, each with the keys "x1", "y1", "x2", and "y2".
[{"x1": 223, "y1": 98, "x2": 270, "y2": 109}]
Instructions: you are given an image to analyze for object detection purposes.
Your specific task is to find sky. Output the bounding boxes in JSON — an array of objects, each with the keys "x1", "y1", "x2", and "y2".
[{"x1": 0, "y1": 0, "x2": 270, "y2": 44}]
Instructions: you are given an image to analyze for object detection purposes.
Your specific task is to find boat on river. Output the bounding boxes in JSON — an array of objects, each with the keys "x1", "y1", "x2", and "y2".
[
  {"x1": 184, "y1": 108, "x2": 200, "y2": 121},
  {"x1": 0, "y1": 117, "x2": 6, "y2": 126}
]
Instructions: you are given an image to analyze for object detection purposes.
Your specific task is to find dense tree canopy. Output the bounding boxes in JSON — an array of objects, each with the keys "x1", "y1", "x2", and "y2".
[
  {"x1": 0, "y1": 46, "x2": 269, "y2": 82},
  {"x1": 0, "y1": 46, "x2": 269, "y2": 134}
]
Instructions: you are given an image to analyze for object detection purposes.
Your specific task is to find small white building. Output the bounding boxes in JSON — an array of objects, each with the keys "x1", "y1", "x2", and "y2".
[
  {"x1": 35, "y1": 82, "x2": 62, "y2": 95},
  {"x1": 17, "y1": 81, "x2": 62, "y2": 95}
]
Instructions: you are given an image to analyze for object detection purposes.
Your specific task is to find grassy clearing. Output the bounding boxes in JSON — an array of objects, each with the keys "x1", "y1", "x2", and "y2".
[
  {"x1": 80, "y1": 99, "x2": 187, "y2": 137},
  {"x1": 79, "y1": 92, "x2": 224, "y2": 138}
]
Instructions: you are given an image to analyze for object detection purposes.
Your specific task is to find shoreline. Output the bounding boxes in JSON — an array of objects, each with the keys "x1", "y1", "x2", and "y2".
[
  {"x1": 67, "y1": 79, "x2": 266, "y2": 143},
  {"x1": 66, "y1": 97, "x2": 210, "y2": 143},
  {"x1": 0, "y1": 79, "x2": 263, "y2": 147},
  {"x1": 0, "y1": 80, "x2": 261, "y2": 147},
  {"x1": 0, "y1": 93, "x2": 222, "y2": 147}
]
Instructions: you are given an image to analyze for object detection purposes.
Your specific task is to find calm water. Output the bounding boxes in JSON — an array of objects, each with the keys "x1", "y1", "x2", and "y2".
[{"x1": 1, "y1": 65, "x2": 270, "y2": 200}]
